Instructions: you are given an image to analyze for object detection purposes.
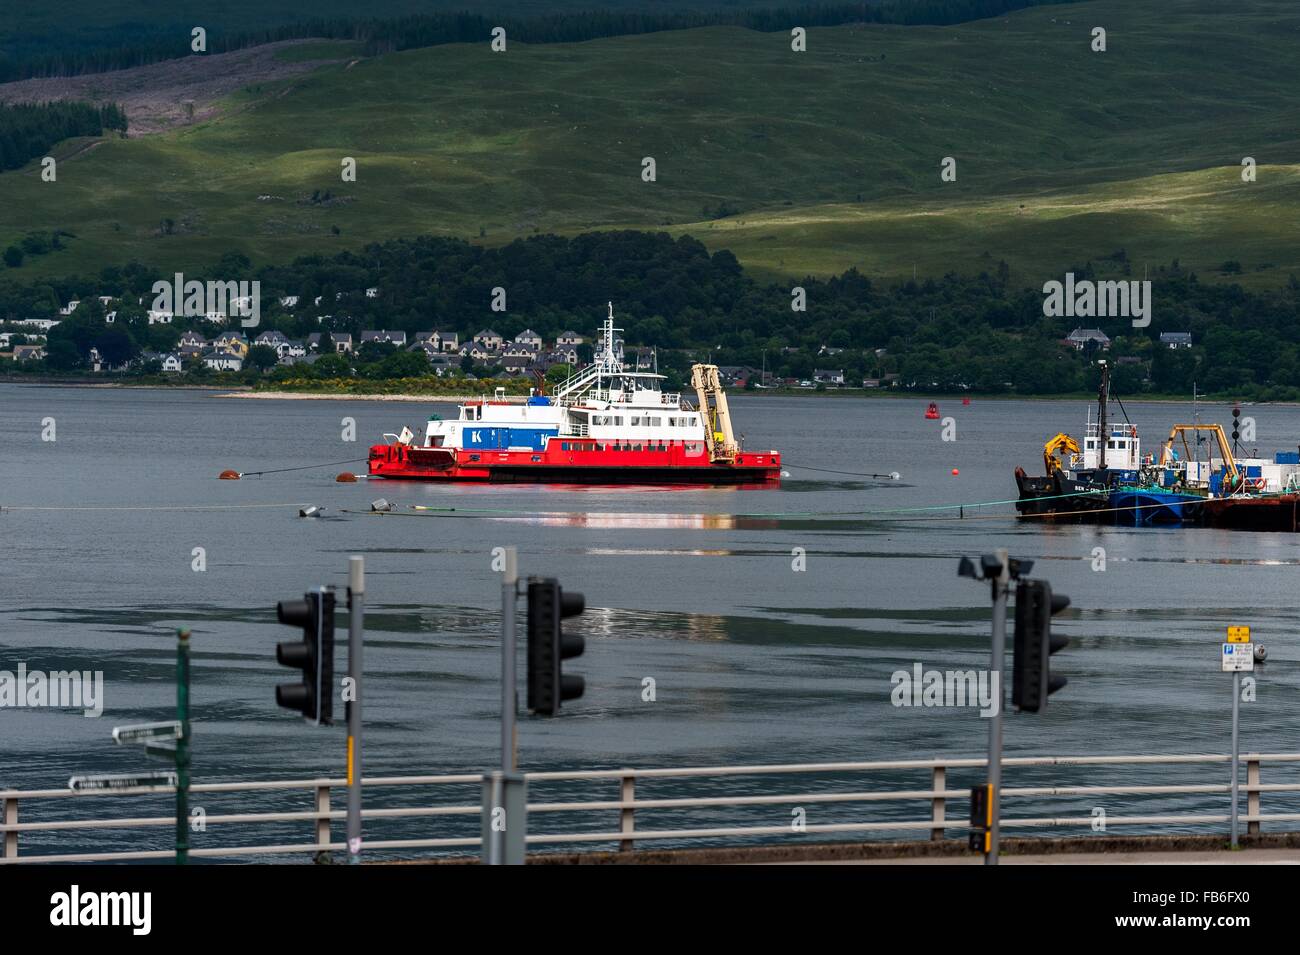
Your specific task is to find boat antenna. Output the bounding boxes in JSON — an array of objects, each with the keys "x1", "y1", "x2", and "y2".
[
  {"x1": 1096, "y1": 360, "x2": 1109, "y2": 470},
  {"x1": 1114, "y1": 390, "x2": 1132, "y2": 425}
]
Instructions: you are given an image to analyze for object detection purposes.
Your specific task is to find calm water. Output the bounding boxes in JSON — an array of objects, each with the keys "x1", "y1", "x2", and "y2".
[{"x1": 3, "y1": 384, "x2": 1300, "y2": 857}]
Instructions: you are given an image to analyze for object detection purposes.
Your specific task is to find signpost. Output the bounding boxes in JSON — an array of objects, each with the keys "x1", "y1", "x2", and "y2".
[
  {"x1": 1222, "y1": 626, "x2": 1253, "y2": 848},
  {"x1": 68, "y1": 772, "x2": 177, "y2": 793},
  {"x1": 70, "y1": 627, "x2": 192, "y2": 863},
  {"x1": 112, "y1": 721, "x2": 182, "y2": 744}
]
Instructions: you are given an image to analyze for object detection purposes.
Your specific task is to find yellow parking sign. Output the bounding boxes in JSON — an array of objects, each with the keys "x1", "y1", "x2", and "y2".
[{"x1": 1227, "y1": 626, "x2": 1251, "y2": 643}]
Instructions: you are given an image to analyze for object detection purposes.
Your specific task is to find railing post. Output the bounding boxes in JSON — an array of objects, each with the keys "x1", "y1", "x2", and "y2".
[
  {"x1": 619, "y1": 772, "x2": 635, "y2": 852},
  {"x1": 2, "y1": 797, "x2": 15, "y2": 858},
  {"x1": 1247, "y1": 756, "x2": 1260, "y2": 837},
  {"x1": 314, "y1": 783, "x2": 331, "y2": 862},
  {"x1": 930, "y1": 765, "x2": 946, "y2": 841}
]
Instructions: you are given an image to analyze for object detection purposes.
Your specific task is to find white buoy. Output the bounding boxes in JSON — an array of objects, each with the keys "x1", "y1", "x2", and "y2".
[
  {"x1": 371, "y1": 499, "x2": 392, "y2": 513},
  {"x1": 299, "y1": 505, "x2": 321, "y2": 518},
  {"x1": 890, "y1": 471, "x2": 901, "y2": 481}
]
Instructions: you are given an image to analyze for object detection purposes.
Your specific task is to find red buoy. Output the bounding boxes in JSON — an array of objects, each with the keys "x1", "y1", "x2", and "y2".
[
  {"x1": 951, "y1": 468, "x2": 960, "y2": 476},
  {"x1": 925, "y1": 402, "x2": 940, "y2": 420},
  {"x1": 336, "y1": 472, "x2": 358, "y2": 483},
  {"x1": 219, "y1": 469, "x2": 241, "y2": 480}
]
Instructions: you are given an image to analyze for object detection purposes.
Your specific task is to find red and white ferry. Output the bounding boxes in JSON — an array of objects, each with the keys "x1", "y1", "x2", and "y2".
[{"x1": 368, "y1": 304, "x2": 780, "y2": 484}]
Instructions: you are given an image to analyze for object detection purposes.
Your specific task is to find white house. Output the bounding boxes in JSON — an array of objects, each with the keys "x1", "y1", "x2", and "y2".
[
  {"x1": 59, "y1": 300, "x2": 80, "y2": 316},
  {"x1": 556, "y1": 330, "x2": 584, "y2": 347},
  {"x1": 365, "y1": 287, "x2": 379, "y2": 299},
  {"x1": 202, "y1": 350, "x2": 243, "y2": 372},
  {"x1": 160, "y1": 353, "x2": 184, "y2": 373},
  {"x1": 147, "y1": 309, "x2": 174, "y2": 325},
  {"x1": 280, "y1": 295, "x2": 300, "y2": 309}
]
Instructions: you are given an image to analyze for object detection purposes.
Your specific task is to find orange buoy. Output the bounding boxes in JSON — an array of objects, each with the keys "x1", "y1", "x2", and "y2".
[
  {"x1": 336, "y1": 471, "x2": 358, "y2": 483},
  {"x1": 951, "y1": 468, "x2": 960, "y2": 476},
  {"x1": 961, "y1": 397, "x2": 971, "y2": 406},
  {"x1": 219, "y1": 469, "x2": 241, "y2": 480}
]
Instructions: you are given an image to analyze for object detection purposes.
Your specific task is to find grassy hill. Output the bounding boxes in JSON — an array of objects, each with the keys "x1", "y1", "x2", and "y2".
[{"x1": 3, "y1": 0, "x2": 1300, "y2": 285}]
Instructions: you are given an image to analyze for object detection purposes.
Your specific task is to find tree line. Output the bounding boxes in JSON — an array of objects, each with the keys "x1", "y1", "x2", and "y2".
[
  {"x1": 0, "y1": 1, "x2": 1080, "y2": 81},
  {"x1": 0, "y1": 101, "x2": 127, "y2": 171},
  {"x1": 6, "y1": 229, "x2": 1300, "y2": 400}
]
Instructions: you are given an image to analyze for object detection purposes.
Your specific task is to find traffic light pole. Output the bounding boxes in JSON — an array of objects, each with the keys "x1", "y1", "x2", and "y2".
[
  {"x1": 347, "y1": 556, "x2": 364, "y2": 865},
  {"x1": 500, "y1": 546, "x2": 519, "y2": 773},
  {"x1": 176, "y1": 627, "x2": 191, "y2": 866},
  {"x1": 985, "y1": 549, "x2": 1010, "y2": 866}
]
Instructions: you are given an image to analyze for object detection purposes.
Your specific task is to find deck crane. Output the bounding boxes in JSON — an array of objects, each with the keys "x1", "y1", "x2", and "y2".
[{"x1": 690, "y1": 363, "x2": 739, "y2": 463}]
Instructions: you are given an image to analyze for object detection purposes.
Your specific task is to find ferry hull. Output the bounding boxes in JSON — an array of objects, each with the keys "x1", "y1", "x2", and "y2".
[{"x1": 368, "y1": 442, "x2": 781, "y2": 484}]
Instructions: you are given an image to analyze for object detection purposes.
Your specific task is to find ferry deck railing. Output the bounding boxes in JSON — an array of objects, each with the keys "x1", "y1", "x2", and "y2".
[{"x1": 4, "y1": 752, "x2": 1300, "y2": 863}]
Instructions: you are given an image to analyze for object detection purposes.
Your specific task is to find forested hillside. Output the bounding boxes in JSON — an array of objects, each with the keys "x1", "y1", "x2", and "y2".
[{"x1": 6, "y1": 230, "x2": 1300, "y2": 399}]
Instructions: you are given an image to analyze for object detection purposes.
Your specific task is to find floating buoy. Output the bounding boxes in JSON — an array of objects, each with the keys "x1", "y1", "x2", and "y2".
[
  {"x1": 219, "y1": 469, "x2": 241, "y2": 480},
  {"x1": 371, "y1": 499, "x2": 392, "y2": 513},
  {"x1": 299, "y1": 505, "x2": 321, "y2": 518},
  {"x1": 890, "y1": 471, "x2": 901, "y2": 481},
  {"x1": 925, "y1": 402, "x2": 940, "y2": 420},
  {"x1": 336, "y1": 472, "x2": 358, "y2": 483},
  {"x1": 951, "y1": 468, "x2": 960, "y2": 476},
  {"x1": 962, "y1": 397, "x2": 971, "y2": 406}
]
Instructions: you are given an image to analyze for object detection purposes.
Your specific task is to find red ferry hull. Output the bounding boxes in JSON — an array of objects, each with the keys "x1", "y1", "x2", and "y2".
[{"x1": 368, "y1": 441, "x2": 781, "y2": 484}]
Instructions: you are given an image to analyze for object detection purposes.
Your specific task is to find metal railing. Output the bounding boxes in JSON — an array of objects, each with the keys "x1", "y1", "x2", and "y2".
[{"x1": 3, "y1": 752, "x2": 1299, "y2": 864}]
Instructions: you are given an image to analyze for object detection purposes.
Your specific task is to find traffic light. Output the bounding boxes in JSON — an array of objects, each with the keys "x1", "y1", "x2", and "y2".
[
  {"x1": 969, "y1": 782, "x2": 992, "y2": 853},
  {"x1": 1012, "y1": 579, "x2": 1069, "y2": 713},
  {"x1": 526, "y1": 578, "x2": 585, "y2": 716},
  {"x1": 274, "y1": 589, "x2": 334, "y2": 725}
]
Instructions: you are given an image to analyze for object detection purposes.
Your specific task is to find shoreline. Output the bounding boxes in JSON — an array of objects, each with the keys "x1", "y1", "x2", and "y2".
[{"x1": 1, "y1": 378, "x2": 1291, "y2": 406}]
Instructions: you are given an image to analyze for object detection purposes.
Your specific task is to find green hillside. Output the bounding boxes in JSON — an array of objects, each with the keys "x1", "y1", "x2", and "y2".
[{"x1": 3, "y1": 0, "x2": 1300, "y2": 285}]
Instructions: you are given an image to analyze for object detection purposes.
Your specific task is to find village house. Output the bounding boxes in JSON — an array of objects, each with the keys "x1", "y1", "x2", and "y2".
[
  {"x1": 212, "y1": 332, "x2": 250, "y2": 358},
  {"x1": 433, "y1": 330, "x2": 459, "y2": 352},
  {"x1": 514, "y1": 328, "x2": 543, "y2": 350},
  {"x1": 365, "y1": 287, "x2": 379, "y2": 299},
  {"x1": 814, "y1": 368, "x2": 846, "y2": 386},
  {"x1": 58, "y1": 300, "x2": 80, "y2": 316},
  {"x1": 13, "y1": 344, "x2": 46, "y2": 361},
  {"x1": 360, "y1": 330, "x2": 407, "y2": 347},
  {"x1": 178, "y1": 331, "x2": 206, "y2": 349},
  {"x1": 409, "y1": 340, "x2": 441, "y2": 360},
  {"x1": 147, "y1": 309, "x2": 174, "y2": 325},
  {"x1": 160, "y1": 353, "x2": 184, "y2": 373},
  {"x1": 1159, "y1": 331, "x2": 1193, "y2": 349},
  {"x1": 500, "y1": 354, "x2": 533, "y2": 376},
  {"x1": 556, "y1": 330, "x2": 584, "y2": 348},
  {"x1": 14, "y1": 318, "x2": 60, "y2": 332},
  {"x1": 280, "y1": 295, "x2": 300, "y2": 309},
  {"x1": 255, "y1": 330, "x2": 289, "y2": 348},
  {"x1": 201, "y1": 350, "x2": 244, "y2": 372},
  {"x1": 1065, "y1": 328, "x2": 1111, "y2": 351},
  {"x1": 472, "y1": 328, "x2": 504, "y2": 349}
]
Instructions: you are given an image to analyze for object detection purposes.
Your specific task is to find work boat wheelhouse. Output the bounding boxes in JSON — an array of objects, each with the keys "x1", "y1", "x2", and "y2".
[{"x1": 368, "y1": 304, "x2": 781, "y2": 484}]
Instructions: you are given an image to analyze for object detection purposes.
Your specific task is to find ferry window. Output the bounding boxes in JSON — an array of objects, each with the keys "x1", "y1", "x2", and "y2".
[
  {"x1": 634, "y1": 444, "x2": 642, "y2": 452},
  {"x1": 562, "y1": 442, "x2": 569, "y2": 451},
  {"x1": 631, "y1": 416, "x2": 642, "y2": 426},
  {"x1": 615, "y1": 417, "x2": 623, "y2": 425},
  {"x1": 469, "y1": 454, "x2": 480, "y2": 461},
  {"x1": 594, "y1": 443, "x2": 603, "y2": 451},
  {"x1": 648, "y1": 417, "x2": 661, "y2": 427},
  {"x1": 1107, "y1": 440, "x2": 1116, "y2": 449}
]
